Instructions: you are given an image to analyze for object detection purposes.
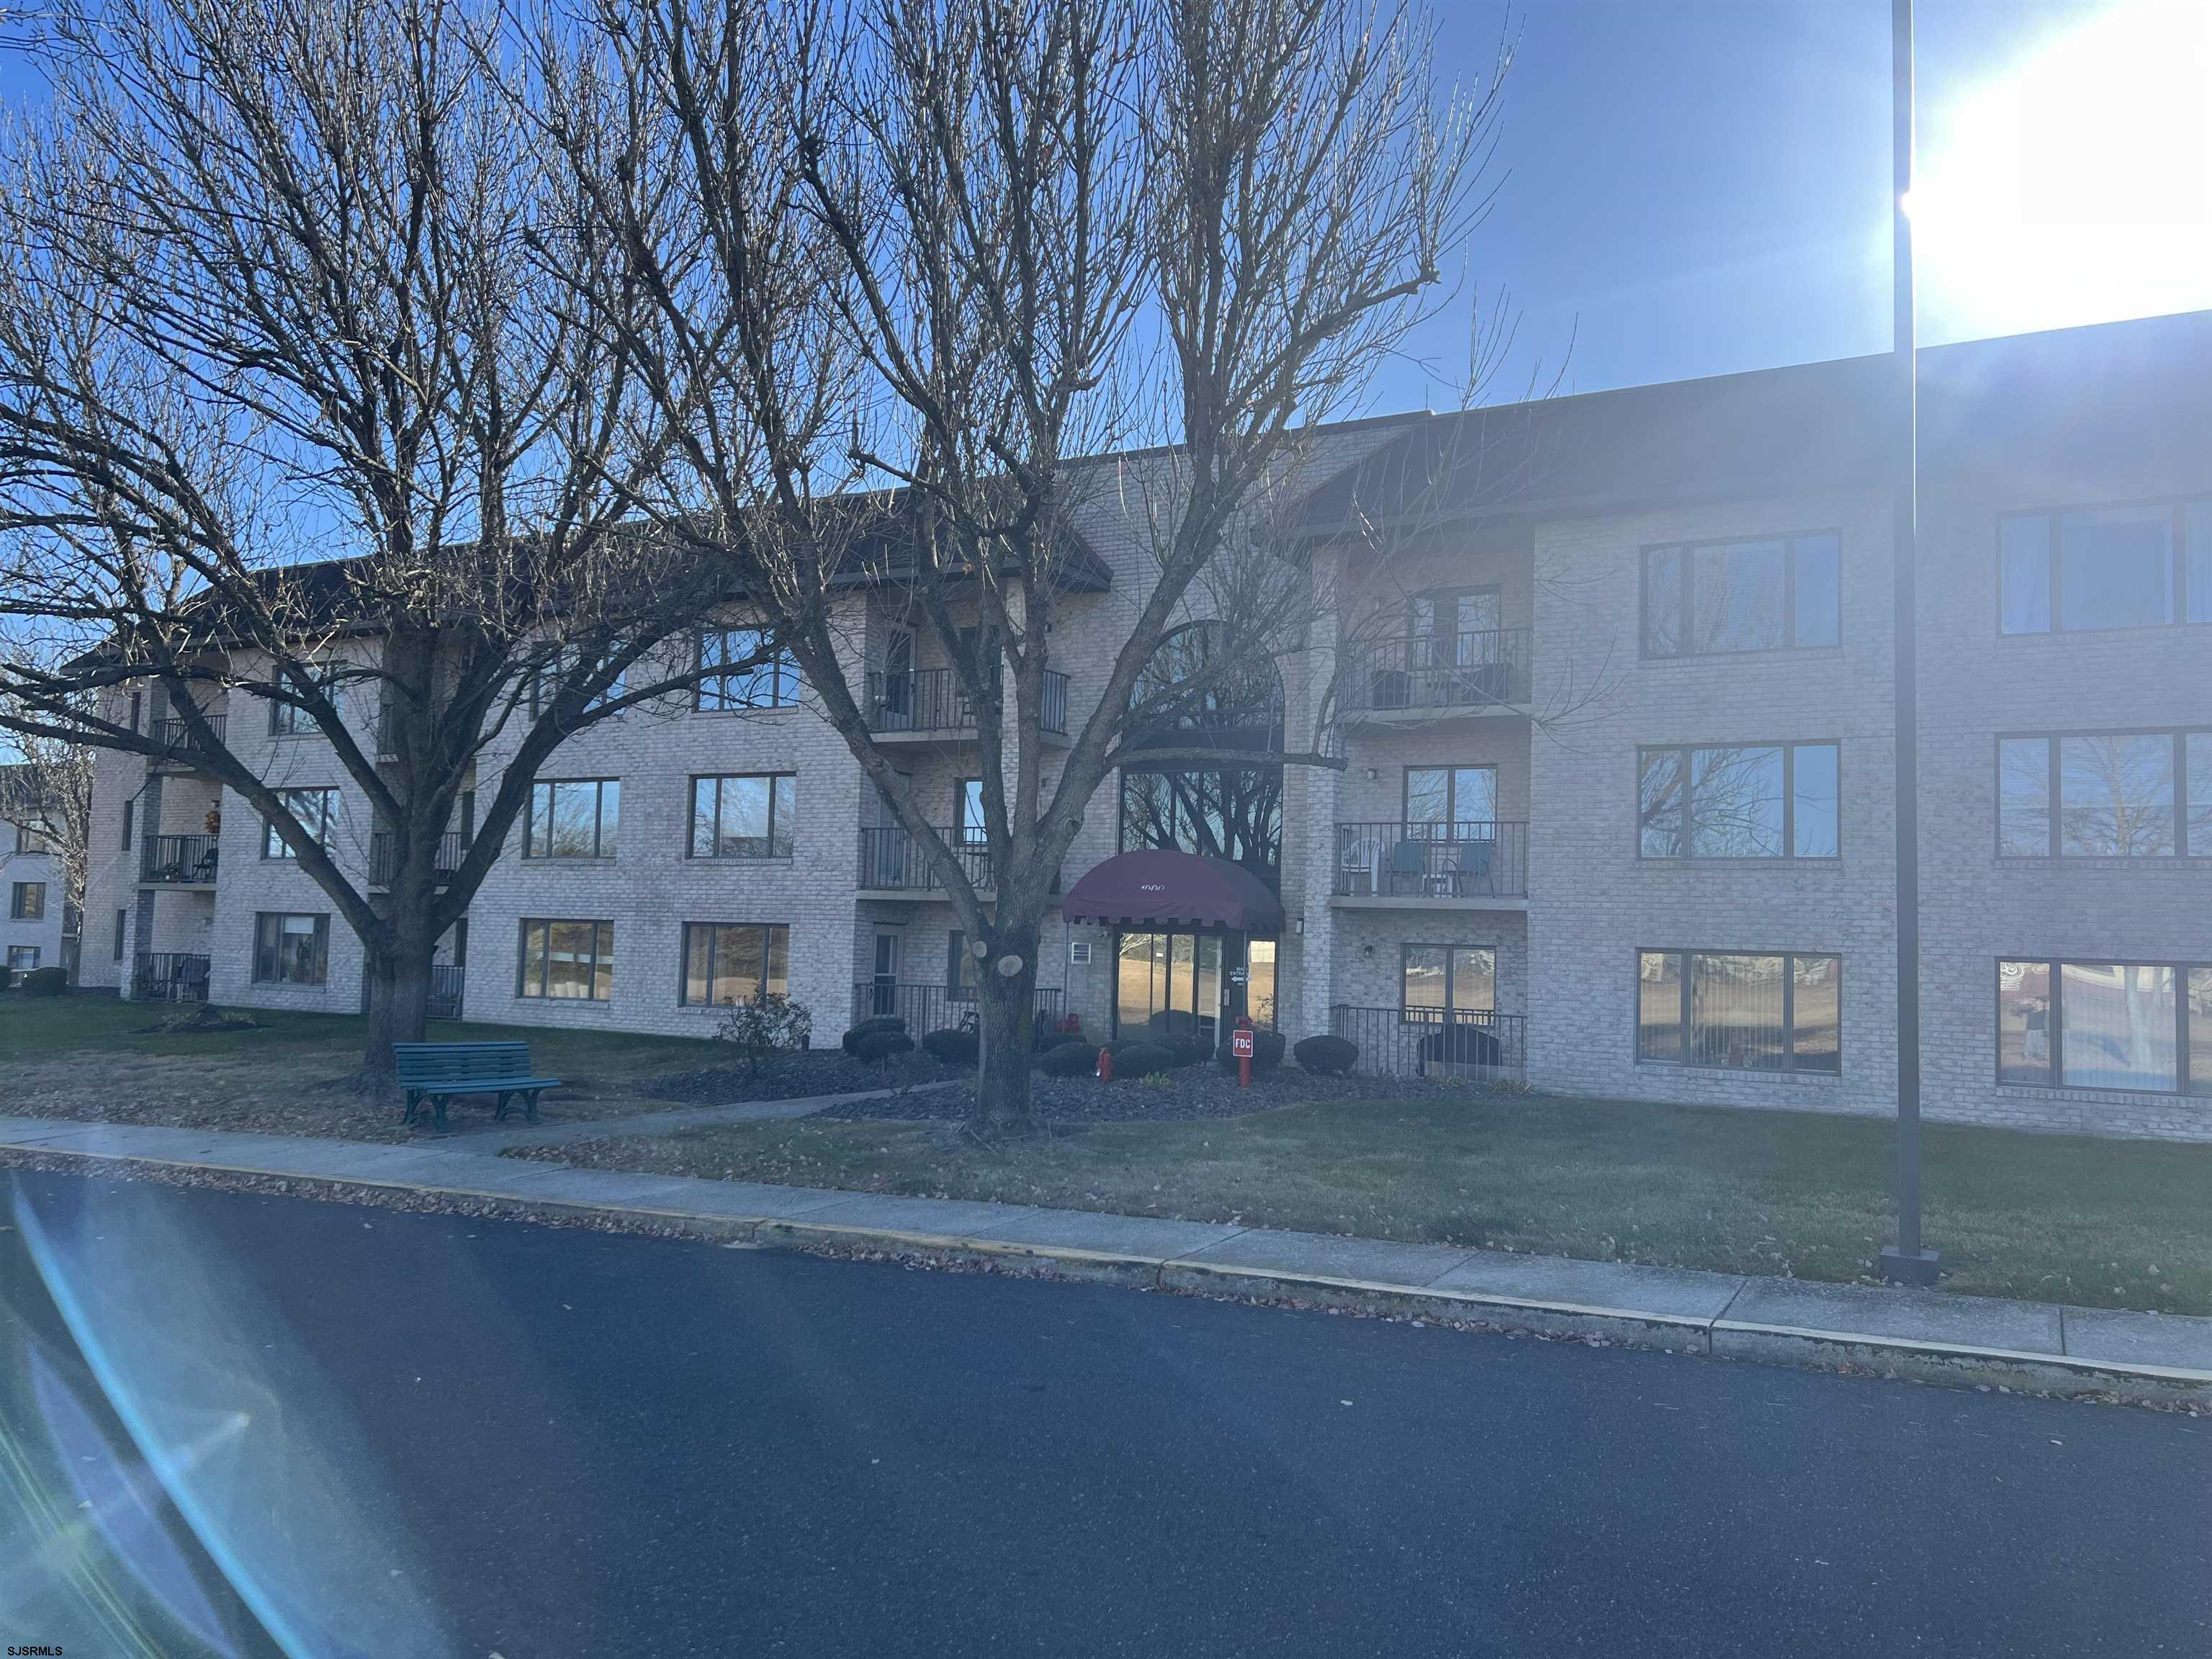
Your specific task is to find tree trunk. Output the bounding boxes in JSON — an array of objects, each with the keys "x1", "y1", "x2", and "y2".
[
  {"x1": 971, "y1": 933, "x2": 1040, "y2": 1133},
  {"x1": 360, "y1": 871, "x2": 437, "y2": 1100}
]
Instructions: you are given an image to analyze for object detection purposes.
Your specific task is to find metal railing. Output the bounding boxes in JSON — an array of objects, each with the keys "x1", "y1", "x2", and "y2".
[
  {"x1": 150, "y1": 711, "x2": 227, "y2": 764},
  {"x1": 1337, "y1": 627, "x2": 1532, "y2": 714},
  {"x1": 1331, "y1": 821, "x2": 1529, "y2": 899},
  {"x1": 134, "y1": 951, "x2": 211, "y2": 1002},
  {"x1": 139, "y1": 835, "x2": 220, "y2": 885},
  {"x1": 849, "y1": 981, "x2": 1065, "y2": 1043},
  {"x1": 1327, "y1": 1004, "x2": 1527, "y2": 1085},
  {"x1": 858, "y1": 824, "x2": 994, "y2": 891},
  {"x1": 369, "y1": 831, "x2": 469, "y2": 888},
  {"x1": 866, "y1": 667, "x2": 1070, "y2": 735}
]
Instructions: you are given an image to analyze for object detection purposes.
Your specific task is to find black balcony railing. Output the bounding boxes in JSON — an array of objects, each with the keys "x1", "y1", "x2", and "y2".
[
  {"x1": 428, "y1": 963, "x2": 465, "y2": 1020},
  {"x1": 1328, "y1": 1004, "x2": 1527, "y2": 1085},
  {"x1": 866, "y1": 667, "x2": 1070, "y2": 735},
  {"x1": 858, "y1": 825, "x2": 994, "y2": 892},
  {"x1": 369, "y1": 831, "x2": 469, "y2": 888},
  {"x1": 150, "y1": 711, "x2": 227, "y2": 764},
  {"x1": 134, "y1": 951, "x2": 211, "y2": 1002},
  {"x1": 1332, "y1": 821, "x2": 1529, "y2": 899},
  {"x1": 1338, "y1": 627, "x2": 1532, "y2": 715},
  {"x1": 850, "y1": 981, "x2": 1065, "y2": 1043},
  {"x1": 139, "y1": 835, "x2": 220, "y2": 885}
]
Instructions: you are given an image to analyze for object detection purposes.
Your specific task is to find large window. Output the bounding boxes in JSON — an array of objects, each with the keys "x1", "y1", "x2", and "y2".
[
  {"x1": 526, "y1": 778, "x2": 620, "y2": 860},
  {"x1": 1637, "y1": 950, "x2": 1841, "y2": 1073},
  {"x1": 2002, "y1": 500, "x2": 2212, "y2": 634},
  {"x1": 1119, "y1": 768, "x2": 1283, "y2": 874},
  {"x1": 2000, "y1": 958, "x2": 2209, "y2": 1096},
  {"x1": 6, "y1": 946, "x2": 38, "y2": 972},
  {"x1": 681, "y1": 922, "x2": 789, "y2": 1007},
  {"x1": 267, "y1": 664, "x2": 343, "y2": 735},
  {"x1": 956, "y1": 778, "x2": 988, "y2": 845},
  {"x1": 253, "y1": 912, "x2": 329, "y2": 985},
  {"x1": 689, "y1": 775, "x2": 795, "y2": 859},
  {"x1": 518, "y1": 919, "x2": 614, "y2": 1001},
  {"x1": 1639, "y1": 742, "x2": 1839, "y2": 859},
  {"x1": 14, "y1": 822, "x2": 48, "y2": 854},
  {"x1": 696, "y1": 627, "x2": 799, "y2": 710},
  {"x1": 1120, "y1": 621, "x2": 1285, "y2": 881},
  {"x1": 1998, "y1": 731, "x2": 2210, "y2": 857},
  {"x1": 1401, "y1": 945, "x2": 1495, "y2": 1020},
  {"x1": 10, "y1": 881, "x2": 45, "y2": 921},
  {"x1": 1405, "y1": 765, "x2": 1498, "y2": 828},
  {"x1": 264, "y1": 786, "x2": 339, "y2": 858},
  {"x1": 529, "y1": 651, "x2": 625, "y2": 719},
  {"x1": 1642, "y1": 534, "x2": 1840, "y2": 658}
]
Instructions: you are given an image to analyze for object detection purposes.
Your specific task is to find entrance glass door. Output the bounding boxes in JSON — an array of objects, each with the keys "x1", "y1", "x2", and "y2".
[{"x1": 1115, "y1": 930, "x2": 1228, "y2": 1046}]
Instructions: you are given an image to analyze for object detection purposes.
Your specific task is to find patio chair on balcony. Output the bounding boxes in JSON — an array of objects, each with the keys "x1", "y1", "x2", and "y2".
[
  {"x1": 1386, "y1": 839, "x2": 1426, "y2": 896},
  {"x1": 1336, "y1": 835, "x2": 1382, "y2": 896},
  {"x1": 190, "y1": 848, "x2": 219, "y2": 885},
  {"x1": 1444, "y1": 838, "x2": 1494, "y2": 897}
]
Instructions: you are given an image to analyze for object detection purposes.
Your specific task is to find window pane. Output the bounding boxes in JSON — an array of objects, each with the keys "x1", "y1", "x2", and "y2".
[
  {"x1": 1791, "y1": 744, "x2": 1840, "y2": 858},
  {"x1": 1689, "y1": 953, "x2": 1786, "y2": 1070},
  {"x1": 2188, "y1": 968, "x2": 2211, "y2": 1098},
  {"x1": 1454, "y1": 767, "x2": 1498, "y2": 825},
  {"x1": 1246, "y1": 939, "x2": 1277, "y2": 1029},
  {"x1": 1791, "y1": 956, "x2": 1841, "y2": 1072},
  {"x1": 684, "y1": 924, "x2": 712, "y2": 1006},
  {"x1": 721, "y1": 776, "x2": 771, "y2": 855},
  {"x1": 716, "y1": 925, "x2": 765, "y2": 1004},
  {"x1": 1792, "y1": 535, "x2": 1841, "y2": 647},
  {"x1": 280, "y1": 914, "x2": 319, "y2": 984},
  {"x1": 1403, "y1": 946, "x2": 1448, "y2": 1017},
  {"x1": 2188, "y1": 734, "x2": 2212, "y2": 857},
  {"x1": 1451, "y1": 948, "x2": 1496, "y2": 1013},
  {"x1": 593, "y1": 922, "x2": 615, "y2": 1001},
  {"x1": 691, "y1": 779, "x2": 718, "y2": 858},
  {"x1": 770, "y1": 778, "x2": 795, "y2": 856},
  {"x1": 1405, "y1": 767, "x2": 1450, "y2": 826},
  {"x1": 1997, "y1": 960, "x2": 2053, "y2": 1083},
  {"x1": 2061, "y1": 962, "x2": 2176, "y2": 1091},
  {"x1": 765, "y1": 926, "x2": 789, "y2": 999},
  {"x1": 2059, "y1": 508, "x2": 2172, "y2": 631},
  {"x1": 958, "y1": 779, "x2": 987, "y2": 842},
  {"x1": 1692, "y1": 541, "x2": 1786, "y2": 654},
  {"x1": 596, "y1": 783, "x2": 619, "y2": 857},
  {"x1": 1118, "y1": 932, "x2": 1161, "y2": 1035},
  {"x1": 1999, "y1": 516, "x2": 2051, "y2": 634},
  {"x1": 1691, "y1": 746, "x2": 1784, "y2": 857},
  {"x1": 1638, "y1": 750, "x2": 1683, "y2": 857},
  {"x1": 1998, "y1": 738, "x2": 2052, "y2": 856},
  {"x1": 1637, "y1": 951, "x2": 1682, "y2": 1062},
  {"x1": 528, "y1": 784, "x2": 552, "y2": 857},
  {"x1": 2060, "y1": 734, "x2": 2175, "y2": 856},
  {"x1": 2188, "y1": 503, "x2": 2212, "y2": 624},
  {"x1": 1642, "y1": 549, "x2": 1682, "y2": 656},
  {"x1": 547, "y1": 920, "x2": 594, "y2": 998}
]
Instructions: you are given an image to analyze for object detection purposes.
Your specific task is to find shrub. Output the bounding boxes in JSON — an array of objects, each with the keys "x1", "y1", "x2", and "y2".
[
  {"x1": 18, "y1": 966, "x2": 66, "y2": 999},
  {"x1": 1038, "y1": 1040, "x2": 1102, "y2": 1078},
  {"x1": 0, "y1": 965, "x2": 12, "y2": 993},
  {"x1": 1293, "y1": 1033, "x2": 1357, "y2": 1075},
  {"x1": 714, "y1": 994, "x2": 814, "y2": 1074},
  {"x1": 1216, "y1": 1030, "x2": 1286, "y2": 1073},
  {"x1": 1109, "y1": 1040, "x2": 1174, "y2": 1078},
  {"x1": 1161, "y1": 1035, "x2": 1210, "y2": 1068},
  {"x1": 1035, "y1": 1030, "x2": 1082, "y2": 1053},
  {"x1": 920, "y1": 1028, "x2": 979, "y2": 1066},
  {"x1": 851, "y1": 1028, "x2": 917, "y2": 1064},
  {"x1": 1419, "y1": 1023, "x2": 1503, "y2": 1068},
  {"x1": 841, "y1": 1015, "x2": 907, "y2": 1056}
]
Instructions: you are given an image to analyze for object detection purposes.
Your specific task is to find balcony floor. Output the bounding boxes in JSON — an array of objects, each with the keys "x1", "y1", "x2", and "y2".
[{"x1": 1327, "y1": 891, "x2": 1529, "y2": 914}]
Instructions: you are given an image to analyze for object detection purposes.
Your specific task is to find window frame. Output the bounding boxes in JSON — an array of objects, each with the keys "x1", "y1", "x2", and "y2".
[
  {"x1": 694, "y1": 627, "x2": 799, "y2": 711},
  {"x1": 1993, "y1": 727, "x2": 2211, "y2": 859},
  {"x1": 1635, "y1": 948, "x2": 1844, "y2": 1074},
  {"x1": 266, "y1": 663, "x2": 344, "y2": 737},
  {"x1": 678, "y1": 920, "x2": 790, "y2": 1008},
  {"x1": 524, "y1": 778, "x2": 621, "y2": 861},
  {"x1": 687, "y1": 773, "x2": 797, "y2": 860},
  {"x1": 251, "y1": 911, "x2": 331, "y2": 986},
  {"x1": 1398, "y1": 944, "x2": 1497, "y2": 1024},
  {"x1": 1997, "y1": 495, "x2": 2212, "y2": 637},
  {"x1": 1997, "y1": 956, "x2": 2208, "y2": 1097},
  {"x1": 1637, "y1": 740, "x2": 1842, "y2": 861},
  {"x1": 112, "y1": 908, "x2": 127, "y2": 962},
  {"x1": 1639, "y1": 531, "x2": 1843, "y2": 660},
  {"x1": 10, "y1": 881, "x2": 46, "y2": 921},
  {"x1": 263, "y1": 786, "x2": 341, "y2": 860},
  {"x1": 6, "y1": 945, "x2": 39, "y2": 972},
  {"x1": 517, "y1": 917, "x2": 616, "y2": 1002},
  {"x1": 1403, "y1": 764, "x2": 1500, "y2": 828},
  {"x1": 955, "y1": 778, "x2": 988, "y2": 845}
]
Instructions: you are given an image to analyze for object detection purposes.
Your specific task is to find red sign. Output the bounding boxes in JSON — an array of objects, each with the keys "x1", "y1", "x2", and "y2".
[{"x1": 1232, "y1": 1028, "x2": 1255, "y2": 1059}]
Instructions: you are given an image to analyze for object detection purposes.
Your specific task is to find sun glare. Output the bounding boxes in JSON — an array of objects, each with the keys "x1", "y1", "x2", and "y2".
[{"x1": 1912, "y1": 0, "x2": 2212, "y2": 340}]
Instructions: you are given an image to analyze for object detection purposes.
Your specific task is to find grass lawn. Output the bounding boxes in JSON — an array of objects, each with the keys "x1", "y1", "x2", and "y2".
[
  {"x1": 515, "y1": 1094, "x2": 2212, "y2": 1315},
  {"x1": 0, "y1": 992, "x2": 732, "y2": 1142}
]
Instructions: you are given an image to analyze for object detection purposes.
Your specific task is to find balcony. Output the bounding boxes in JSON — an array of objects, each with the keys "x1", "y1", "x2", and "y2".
[
  {"x1": 1329, "y1": 821, "x2": 1529, "y2": 910},
  {"x1": 1327, "y1": 1004, "x2": 1527, "y2": 1087},
  {"x1": 139, "y1": 835, "x2": 220, "y2": 887},
  {"x1": 1336, "y1": 627, "x2": 1532, "y2": 721},
  {"x1": 369, "y1": 831, "x2": 470, "y2": 889},
  {"x1": 850, "y1": 981, "x2": 1066, "y2": 1042},
  {"x1": 133, "y1": 951, "x2": 211, "y2": 1002},
  {"x1": 856, "y1": 826, "x2": 1062, "y2": 899},
  {"x1": 150, "y1": 711, "x2": 227, "y2": 772},
  {"x1": 865, "y1": 667, "x2": 1070, "y2": 742}
]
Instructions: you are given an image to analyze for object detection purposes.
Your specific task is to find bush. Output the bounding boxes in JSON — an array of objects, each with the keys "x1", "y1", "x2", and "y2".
[
  {"x1": 851, "y1": 1028, "x2": 917, "y2": 1064},
  {"x1": 841, "y1": 1015, "x2": 907, "y2": 1056},
  {"x1": 1293, "y1": 1033, "x2": 1357, "y2": 1075},
  {"x1": 1216, "y1": 1030, "x2": 1286, "y2": 1073},
  {"x1": 1419, "y1": 1023, "x2": 1503, "y2": 1068},
  {"x1": 18, "y1": 966, "x2": 66, "y2": 999},
  {"x1": 920, "y1": 1028, "x2": 979, "y2": 1066},
  {"x1": 1038, "y1": 1040, "x2": 1102, "y2": 1078},
  {"x1": 1161, "y1": 1035, "x2": 1211, "y2": 1068},
  {"x1": 1109, "y1": 1040, "x2": 1174, "y2": 1079},
  {"x1": 1035, "y1": 1030, "x2": 1082, "y2": 1053},
  {"x1": 713, "y1": 994, "x2": 814, "y2": 1074},
  {"x1": 0, "y1": 965, "x2": 12, "y2": 993}
]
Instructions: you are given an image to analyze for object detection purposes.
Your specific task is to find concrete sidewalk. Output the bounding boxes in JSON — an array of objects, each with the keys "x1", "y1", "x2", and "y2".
[{"x1": 3, "y1": 1114, "x2": 2208, "y2": 1406}]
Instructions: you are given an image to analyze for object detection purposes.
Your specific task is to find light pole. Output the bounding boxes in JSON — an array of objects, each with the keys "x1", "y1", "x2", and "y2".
[{"x1": 1881, "y1": 0, "x2": 1941, "y2": 1288}]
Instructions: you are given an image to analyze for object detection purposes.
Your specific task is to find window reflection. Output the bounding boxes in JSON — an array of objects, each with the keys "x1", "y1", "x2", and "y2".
[{"x1": 2059, "y1": 734, "x2": 2175, "y2": 856}]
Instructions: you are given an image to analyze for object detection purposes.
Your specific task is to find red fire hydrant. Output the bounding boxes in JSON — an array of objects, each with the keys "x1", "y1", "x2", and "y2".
[
  {"x1": 1231, "y1": 1016, "x2": 1256, "y2": 1089},
  {"x1": 1097, "y1": 1046, "x2": 1113, "y2": 1081}
]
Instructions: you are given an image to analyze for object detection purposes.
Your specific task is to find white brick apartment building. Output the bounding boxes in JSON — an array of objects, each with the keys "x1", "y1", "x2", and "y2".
[
  {"x1": 1, "y1": 766, "x2": 69, "y2": 977},
  {"x1": 78, "y1": 310, "x2": 2212, "y2": 1139}
]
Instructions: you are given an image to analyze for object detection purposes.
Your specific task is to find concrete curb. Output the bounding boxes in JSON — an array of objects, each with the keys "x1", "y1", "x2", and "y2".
[{"x1": 6, "y1": 1136, "x2": 2211, "y2": 1410}]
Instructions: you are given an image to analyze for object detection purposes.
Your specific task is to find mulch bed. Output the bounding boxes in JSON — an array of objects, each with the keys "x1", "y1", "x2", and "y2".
[
  {"x1": 817, "y1": 1063, "x2": 1462, "y2": 1124},
  {"x1": 647, "y1": 1051, "x2": 958, "y2": 1105}
]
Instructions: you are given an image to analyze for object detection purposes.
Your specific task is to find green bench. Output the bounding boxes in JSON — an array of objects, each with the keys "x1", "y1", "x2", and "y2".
[{"x1": 393, "y1": 1040, "x2": 562, "y2": 1133}]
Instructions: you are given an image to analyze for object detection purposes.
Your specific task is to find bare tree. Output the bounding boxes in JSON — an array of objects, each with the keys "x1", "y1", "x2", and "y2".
[
  {"x1": 536, "y1": 0, "x2": 1497, "y2": 1131},
  {"x1": 0, "y1": 0, "x2": 782, "y2": 1091}
]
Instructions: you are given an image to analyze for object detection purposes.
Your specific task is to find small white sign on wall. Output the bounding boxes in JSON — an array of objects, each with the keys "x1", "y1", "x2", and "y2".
[{"x1": 1069, "y1": 940, "x2": 1092, "y2": 966}]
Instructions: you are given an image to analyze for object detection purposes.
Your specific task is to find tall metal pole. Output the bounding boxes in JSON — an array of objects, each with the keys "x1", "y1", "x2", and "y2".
[{"x1": 1881, "y1": 0, "x2": 1940, "y2": 1287}]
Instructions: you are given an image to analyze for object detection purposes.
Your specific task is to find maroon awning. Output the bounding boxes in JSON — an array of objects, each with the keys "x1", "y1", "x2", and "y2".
[{"x1": 1059, "y1": 849, "x2": 1285, "y2": 932}]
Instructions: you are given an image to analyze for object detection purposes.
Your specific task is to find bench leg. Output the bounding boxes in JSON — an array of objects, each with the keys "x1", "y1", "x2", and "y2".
[
  {"x1": 403, "y1": 1089, "x2": 423, "y2": 1128},
  {"x1": 433, "y1": 1094, "x2": 449, "y2": 1134},
  {"x1": 493, "y1": 1089, "x2": 513, "y2": 1123},
  {"x1": 522, "y1": 1089, "x2": 541, "y2": 1124}
]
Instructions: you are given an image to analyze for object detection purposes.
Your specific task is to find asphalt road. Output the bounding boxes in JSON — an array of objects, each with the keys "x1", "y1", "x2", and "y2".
[{"x1": 1, "y1": 1169, "x2": 2207, "y2": 1658}]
